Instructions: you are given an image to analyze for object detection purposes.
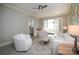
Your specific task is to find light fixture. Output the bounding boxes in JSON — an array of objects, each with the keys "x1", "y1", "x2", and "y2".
[
  {"x1": 63, "y1": 26, "x2": 67, "y2": 33},
  {"x1": 68, "y1": 25, "x2": 79, "y2": 54}
]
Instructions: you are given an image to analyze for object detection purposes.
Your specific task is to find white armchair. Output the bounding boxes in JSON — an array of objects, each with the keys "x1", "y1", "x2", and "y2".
[
  {"x1": 39, "y1": 30, "x2": 50, "y2": 44},
  {"x1": 13, "y1": 34, "x2": 32, "y2": 51}
]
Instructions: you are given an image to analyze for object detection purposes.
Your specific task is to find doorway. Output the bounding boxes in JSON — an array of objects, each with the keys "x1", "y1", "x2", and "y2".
[
  {"x1": 28, "y1": 19, "x2": 34, "y2": 36},
  {"x1": 43, "y1": 18, "x2": 63, "y2": 38}
]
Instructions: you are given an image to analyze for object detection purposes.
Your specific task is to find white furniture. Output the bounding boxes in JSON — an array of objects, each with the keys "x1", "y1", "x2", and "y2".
[
  {"x1": 53, "y1": 33, "x2": 75, "y2": 54},
  {"x1": 13, "y1": 34, "x2": 32, "y2": 51},
  {"x1": 54, "y1": 33, "x2": 74, "y2": 43},
  {"x1": 39, "y1": 30, "x2": 49, "y2": 43}
]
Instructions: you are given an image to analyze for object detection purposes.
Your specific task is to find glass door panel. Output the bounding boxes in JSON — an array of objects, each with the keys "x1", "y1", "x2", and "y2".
[{"x1": 44, "y1": 18, "x2": 62, "y2": 37}]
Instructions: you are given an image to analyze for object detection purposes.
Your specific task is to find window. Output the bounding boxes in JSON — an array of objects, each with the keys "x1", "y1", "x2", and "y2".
[{"x1": 43, "y1": 18, "x2": 63, "y2": 36}]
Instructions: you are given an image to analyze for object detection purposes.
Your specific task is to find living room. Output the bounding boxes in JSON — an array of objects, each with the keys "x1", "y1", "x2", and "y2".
[{"x1": 0, "y1": 3, "x2": 79, "y2": 55}]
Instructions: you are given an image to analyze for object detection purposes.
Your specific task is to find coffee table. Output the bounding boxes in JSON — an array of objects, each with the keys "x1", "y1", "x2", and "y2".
[{"x1": 57, "y1": 43, "x2": 79, "y2": 55}]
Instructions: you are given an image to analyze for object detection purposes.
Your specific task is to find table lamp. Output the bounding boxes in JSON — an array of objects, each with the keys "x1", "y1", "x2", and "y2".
[
  {"x1": 63, "y1": 26, "x2": 67, "y2": 33},
  {"x1": 68, "y1": 25, "x2": 79, "y2": 54}
]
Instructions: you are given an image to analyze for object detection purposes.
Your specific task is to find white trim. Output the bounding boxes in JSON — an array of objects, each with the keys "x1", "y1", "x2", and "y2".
[
  {"x1": 2, "y1": 4, "x2": 39, "y2": 19},
  {"x1": 0, "y1": 41, "x2": 13, "y2": 47}
]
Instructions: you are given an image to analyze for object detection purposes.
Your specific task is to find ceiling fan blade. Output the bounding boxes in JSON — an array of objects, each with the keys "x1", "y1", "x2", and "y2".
[
  {"x1": 42, "y1": 5, "x2": 48, "y2": 8},
  {"x1": 32, "y1": 5, "x2": 48, "y2": 10}
]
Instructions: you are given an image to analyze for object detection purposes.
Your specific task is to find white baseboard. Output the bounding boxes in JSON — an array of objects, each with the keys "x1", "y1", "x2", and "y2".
[{"x1": 0, "y1": 41, "x2": 13, "y2": 47}]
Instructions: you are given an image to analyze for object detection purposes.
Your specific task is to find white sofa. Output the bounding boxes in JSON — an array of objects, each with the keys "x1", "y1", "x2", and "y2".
[
  {"x1": 53, "y1": 33, "x2": 74, "y2": 44},
  {"x1": 13, "y1": 34, "x2": 32, "y2": 51},
  {"x1": 52, "y1": 33, "x2": 75, "y2": 54}
]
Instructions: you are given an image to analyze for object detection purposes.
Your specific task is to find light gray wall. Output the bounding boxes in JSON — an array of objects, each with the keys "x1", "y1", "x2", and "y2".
[
  {"x1": 0, "y1": 5, "x2": 3, "y2": 44},
  {"x1": 0, "y1": 5, "x2": 39, "y2": 44}
]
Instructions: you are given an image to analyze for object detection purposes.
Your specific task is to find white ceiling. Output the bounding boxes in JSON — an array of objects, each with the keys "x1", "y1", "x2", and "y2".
[{"x1": 4, "y1": 3, "x2": 70, "y2": 19}]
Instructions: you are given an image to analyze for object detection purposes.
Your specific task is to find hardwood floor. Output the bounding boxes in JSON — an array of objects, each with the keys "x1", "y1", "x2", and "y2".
[{"x1": 0, "y1": 36, "x2": 58, "y2": 55}]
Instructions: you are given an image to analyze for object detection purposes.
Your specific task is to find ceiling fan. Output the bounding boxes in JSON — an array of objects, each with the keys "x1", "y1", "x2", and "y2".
[{"x1": 32, "y1": 5, "x2": 48, "y2": 10}]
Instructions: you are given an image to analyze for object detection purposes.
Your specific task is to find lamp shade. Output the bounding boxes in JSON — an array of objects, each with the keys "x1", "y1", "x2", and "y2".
[
  {"x1": 68, "y1": 25, "x2": 79, "y2": 36},
  {"x1": 63, "y1": 26, "x2": 67, "y2": 30}
]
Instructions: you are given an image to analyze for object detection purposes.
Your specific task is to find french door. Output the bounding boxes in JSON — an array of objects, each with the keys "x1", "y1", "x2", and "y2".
[{"x1": 44, "y1": 18, "x2": 63, "y2": 36}]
